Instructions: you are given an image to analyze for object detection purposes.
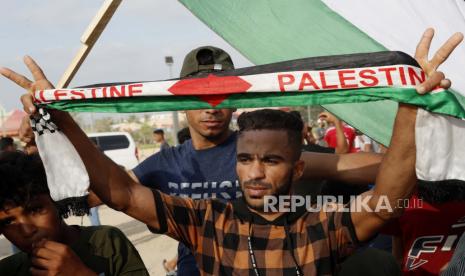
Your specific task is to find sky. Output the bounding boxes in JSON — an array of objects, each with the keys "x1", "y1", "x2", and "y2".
[{"x1": 0, "y1": 0, "x2": 253, "y2": 112}]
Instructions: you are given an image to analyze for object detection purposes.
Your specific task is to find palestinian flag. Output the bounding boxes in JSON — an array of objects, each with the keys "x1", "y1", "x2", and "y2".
[
  {"x1": 179, "y1": 0, "x2": 465, "y2": 146},
  {"x1": 36, "y1": 51, "x2": 464, "y2": 118}
]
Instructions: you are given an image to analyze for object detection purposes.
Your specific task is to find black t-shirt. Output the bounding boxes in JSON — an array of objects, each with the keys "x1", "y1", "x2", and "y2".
[{"x1": 302, "y1": 143, "x2": 335, "y2": 154}]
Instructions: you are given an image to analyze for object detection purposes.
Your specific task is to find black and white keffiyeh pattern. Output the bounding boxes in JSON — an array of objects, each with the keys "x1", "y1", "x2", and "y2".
[{"x1": 30, "y1": 108, "x2": 58, "y2": 135}]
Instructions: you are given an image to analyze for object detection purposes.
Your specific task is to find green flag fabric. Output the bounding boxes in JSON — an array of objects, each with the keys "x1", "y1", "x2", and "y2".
[{"x1": 178, "y1": 0, "x2": 465, "y2": 146}]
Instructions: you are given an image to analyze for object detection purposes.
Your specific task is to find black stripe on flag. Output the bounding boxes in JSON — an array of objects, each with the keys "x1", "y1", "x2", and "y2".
[{"x1": 76, "y1": 51, "x2": 418, "y2": 88}]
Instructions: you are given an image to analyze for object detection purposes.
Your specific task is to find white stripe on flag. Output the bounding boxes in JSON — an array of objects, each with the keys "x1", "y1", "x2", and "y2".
[{"x1": 35, "y1": 65, "x2": 427, "y2": 103}]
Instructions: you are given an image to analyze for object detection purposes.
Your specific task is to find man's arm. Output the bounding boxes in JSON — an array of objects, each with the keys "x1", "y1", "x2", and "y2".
[
  {"x1": 304, "y1": 111, "x2": 381, "y2": 186},
  {"x1": 350, "y1": 29, "x2": 463, "y2": 242},
  {"x1": 86, "y1": 169, "x2": 145, "y2": 208},
  {"x1": 351, "y1": 105, "x2": 417, "y2": 242},
  {"x1": 87, "y1": 190, "x2": 102, "y2": 208},
  {"x1": 56, "y1": 114, "x2": 202, "y2": 247},
  {"x1": 334, "y1": 120, "x2": 349, "y2": 154},
  {"x1": 301, "y1": 151, "x2": 382, "y2": 185},
  {"x1": 51, "y1": 110, "x2": 160, "y2": 226}
]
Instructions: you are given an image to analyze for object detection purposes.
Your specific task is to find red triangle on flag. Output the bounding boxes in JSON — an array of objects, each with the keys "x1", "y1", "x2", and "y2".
[{"x1": 168, "y1": 74, "x2": 252, "y2": 106}]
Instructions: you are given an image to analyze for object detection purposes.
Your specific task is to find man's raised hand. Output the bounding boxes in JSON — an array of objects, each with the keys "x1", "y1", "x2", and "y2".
[
  {"x1": 0, "y1": 56, "x2": 55, "y2": 143},
  {"x1": 415, "y1": 28, "x2": 463, "y2": 94},
  {"x1": 0, "y1": 56, "x2": 54, "y2": 115}
]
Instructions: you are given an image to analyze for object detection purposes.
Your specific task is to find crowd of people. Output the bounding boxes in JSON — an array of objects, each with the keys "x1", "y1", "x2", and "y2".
[{"x1": 0, "y1": 28, "x2": 463, "y2": 276}]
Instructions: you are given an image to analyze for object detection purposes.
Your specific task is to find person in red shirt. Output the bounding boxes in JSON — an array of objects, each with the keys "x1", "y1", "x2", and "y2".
[
  {"x1": 320, "y1": 112, "x2": 356, "y2": 153},
  {"x1": 384, "y1": 182, "x2": 465, "y2": 275}
]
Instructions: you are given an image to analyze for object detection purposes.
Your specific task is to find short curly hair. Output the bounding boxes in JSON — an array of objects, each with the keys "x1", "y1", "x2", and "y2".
[
  {"x1": 0, "y1": 151, "x2": 49, "y2": 210},
  {"x1": 237, "y1": 109, "x2": 303, "y2": 160},
  {"x1": 0, "y1": 151, "x2": 88, "y2": 218}
]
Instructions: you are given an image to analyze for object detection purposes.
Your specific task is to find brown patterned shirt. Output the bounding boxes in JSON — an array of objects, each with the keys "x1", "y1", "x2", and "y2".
[{"x1": 149, "y1": 190, "x2": 359, "y2": 275}]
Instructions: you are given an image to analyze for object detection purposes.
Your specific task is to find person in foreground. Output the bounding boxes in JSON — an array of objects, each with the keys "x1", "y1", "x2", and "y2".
[
  {"x1": 0, "y1": 151, "x2": 149, "y2": 276},
  {"x1": 2, "y1": 28, "x2": 463, "y2": 275}
]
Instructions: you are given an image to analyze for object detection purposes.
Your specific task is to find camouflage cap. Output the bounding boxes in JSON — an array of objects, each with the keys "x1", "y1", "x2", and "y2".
[{"x1": 180, "y1": 46, "x2": 234, "y2": 78}]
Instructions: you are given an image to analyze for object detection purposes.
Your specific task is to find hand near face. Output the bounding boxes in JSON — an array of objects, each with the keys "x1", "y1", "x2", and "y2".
[{"x1": 30, "y1": 240, "x2": 97, "y2": 276}]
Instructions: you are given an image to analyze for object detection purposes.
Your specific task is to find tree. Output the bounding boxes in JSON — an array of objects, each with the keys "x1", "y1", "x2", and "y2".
[
  {"x1": 126, "y1": 114, "x2": 138, "y2": 123},
  {"x1": 93, "y1": 117, "x2": 115, "y2": 132},
  {"x1": 130, "y1": 122, "x2": 154, "y2": 145}
]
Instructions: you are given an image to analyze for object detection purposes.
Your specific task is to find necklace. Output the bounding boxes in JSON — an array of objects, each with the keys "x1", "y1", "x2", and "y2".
[{"x1": 247, "y1": 223, "x2": 302, "y2": 276}]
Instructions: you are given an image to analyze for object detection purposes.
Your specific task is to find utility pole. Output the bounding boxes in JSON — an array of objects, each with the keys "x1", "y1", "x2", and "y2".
[{"x1": 165, "y1": 56, "x2": 179, "y2": 145}]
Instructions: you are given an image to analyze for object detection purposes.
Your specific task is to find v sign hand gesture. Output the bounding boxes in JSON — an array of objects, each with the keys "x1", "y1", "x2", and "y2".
[
  {"x1": 414, "y1": 28, "x2": 463, "y2": 94},
  {"x1": 0, "y1": 56, "x2": 54, "y2": 115},
  {"x1": 0, "y1": 56, "x2": 56, "y2": 143}
]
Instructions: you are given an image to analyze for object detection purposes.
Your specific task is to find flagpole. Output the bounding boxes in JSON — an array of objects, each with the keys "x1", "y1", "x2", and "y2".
[
  {"x1": 56, "y1": 0, "x2": 122, "y2": 89},
  {"x1": 53, "y1": 0, "x2": 122, "y2": 139}
]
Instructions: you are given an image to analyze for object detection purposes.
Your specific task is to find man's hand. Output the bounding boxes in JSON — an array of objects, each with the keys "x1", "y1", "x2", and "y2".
[
  {"x1": 0, "y1": 56, "x2": 55, "y2": 143},
  {"x1": 415, "y1": 28, "x2": 463, "y2": 94},
  {"x1": 163, "y1": 255, "x2": 178, "y2": 272},
  {"x1": 30, "y1": 240, "x2": 97, "y2": 276},
  {"x1": 19, "y1": 116, "x2": 35, "y2": 144},
  {"x1": 319, "y1": 111, "x2": 349, "y2": 153},
  {"x1": 318, "y1": 111, "x2": 339, "y2": 125}
]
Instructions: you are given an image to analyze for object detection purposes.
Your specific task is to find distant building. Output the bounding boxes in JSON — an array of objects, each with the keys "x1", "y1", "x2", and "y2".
[
  {"x1": 0, "y1": 109, "x2": 27, "y2": 137},
  {"x1": 110, "y1": 112, "x2": 186, "y2": 133}
]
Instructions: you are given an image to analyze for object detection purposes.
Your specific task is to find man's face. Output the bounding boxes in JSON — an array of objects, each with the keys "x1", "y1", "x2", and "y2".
[
  {"x1": 236, "y1": 130, "x2": 304, "y2": 211},
  {"x1": 185, "y1": 109, "x2": 233, "y2": 140},
  {"x1": 0, "y1": 195, "x2": 62, "y2": 253},
  {"x1": 153, "y1": 133, "x2": 163, "y2": 143}
]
